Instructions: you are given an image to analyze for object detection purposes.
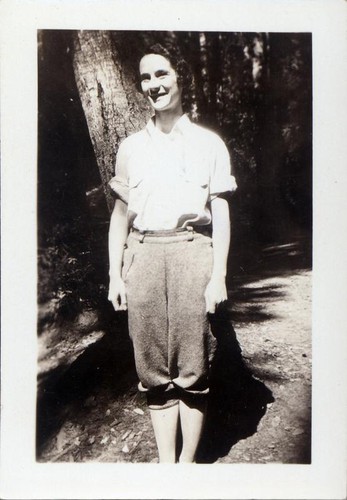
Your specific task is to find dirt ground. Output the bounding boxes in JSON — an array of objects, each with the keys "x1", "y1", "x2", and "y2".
[{"x1": 37, "y1": 234, "x2": 311, "y2": 464}]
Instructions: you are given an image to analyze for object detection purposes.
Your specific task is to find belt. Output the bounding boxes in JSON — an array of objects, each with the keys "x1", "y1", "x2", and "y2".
[{"x1": 131, "y1": 225, "x2": 212, "y2": 240}]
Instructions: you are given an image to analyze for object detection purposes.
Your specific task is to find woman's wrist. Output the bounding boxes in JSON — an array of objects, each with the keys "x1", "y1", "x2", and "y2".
[
  {"x1": 210, "y1": 270, "x2": 226, "y2": 281},
  {"x1": 109, "y1": 270, "x2": 122, "y2": 279}
]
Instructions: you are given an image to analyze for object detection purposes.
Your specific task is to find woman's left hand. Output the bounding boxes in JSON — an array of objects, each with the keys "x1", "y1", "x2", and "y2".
[{"x1": 204, "y1": 276, "x2": 228, "y2": 314}]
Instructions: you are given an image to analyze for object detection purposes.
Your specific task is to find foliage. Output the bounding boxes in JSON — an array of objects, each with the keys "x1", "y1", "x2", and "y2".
[{"x1": 38, "y1": 217, "x2": 108, "y2": 325}]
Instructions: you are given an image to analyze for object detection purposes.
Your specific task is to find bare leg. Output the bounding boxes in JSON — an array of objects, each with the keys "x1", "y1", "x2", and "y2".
[
  {"x1": 149, "y1": 403, "x2": 180, "y2": 463},
  {"x1": 178, "y1": 398, "x2": 207, "y2": 463}
]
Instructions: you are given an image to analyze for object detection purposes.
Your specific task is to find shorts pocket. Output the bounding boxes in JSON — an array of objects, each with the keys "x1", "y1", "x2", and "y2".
[{"x1": 122, "y1": 247, "x2": 135, "y2": 281}]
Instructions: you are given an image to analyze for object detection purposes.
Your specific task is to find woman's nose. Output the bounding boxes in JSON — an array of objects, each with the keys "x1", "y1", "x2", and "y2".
[{"x1": 149, "y1": 78, "x2": 161, "y2": 92}]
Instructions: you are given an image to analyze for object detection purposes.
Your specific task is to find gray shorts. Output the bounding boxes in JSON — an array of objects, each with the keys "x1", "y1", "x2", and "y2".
[{"x1": 122, "y1": 227, "x2": 217, "y2": 407}]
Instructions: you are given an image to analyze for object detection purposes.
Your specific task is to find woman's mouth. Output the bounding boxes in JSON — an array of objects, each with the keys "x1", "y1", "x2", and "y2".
[{"x1": 149, "y1": 92, "x2": 167, "y2": 102}]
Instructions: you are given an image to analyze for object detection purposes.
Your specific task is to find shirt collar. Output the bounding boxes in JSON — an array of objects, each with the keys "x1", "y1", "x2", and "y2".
[{"x1": 146, "y1": 114, "x2": 191, "y2": 138}]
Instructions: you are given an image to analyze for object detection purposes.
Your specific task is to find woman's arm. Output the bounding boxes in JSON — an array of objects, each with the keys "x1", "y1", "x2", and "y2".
[
  {"x1": 108, "y1": 198, "x2": 129, "y2": 311},
  {"x1": 204, "y1": 196, "x2": 230, "y2": 314}
]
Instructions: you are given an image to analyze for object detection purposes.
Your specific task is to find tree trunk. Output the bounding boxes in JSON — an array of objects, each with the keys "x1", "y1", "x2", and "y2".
[
  {"x1": 205, "y1": 32, "x2": 222, "y2": 129},
  {"x1": 72, "y1": 30, "x2": 151, "y2": 212},
  {"x1": 253, "y1": 33, "x2": 289, "y2": 242}
]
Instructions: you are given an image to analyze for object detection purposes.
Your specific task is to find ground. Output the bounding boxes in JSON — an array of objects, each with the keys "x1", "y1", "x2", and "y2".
[{"x1": 37, "y1": 234, "x2": 311, "y2": 464}]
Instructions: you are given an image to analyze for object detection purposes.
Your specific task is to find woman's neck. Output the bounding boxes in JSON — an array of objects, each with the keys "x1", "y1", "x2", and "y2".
[{"x1": 154, "y1": 108, "x2": 184, "y2": 134}]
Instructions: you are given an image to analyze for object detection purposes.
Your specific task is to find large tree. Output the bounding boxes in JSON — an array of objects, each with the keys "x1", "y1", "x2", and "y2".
[{"x1": 72, "y1": 30, "x2": 152, "y2": 212}]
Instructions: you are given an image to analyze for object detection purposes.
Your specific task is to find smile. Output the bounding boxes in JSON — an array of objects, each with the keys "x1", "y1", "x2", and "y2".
[{"x1": 149, "y1": 92, "x2": 168, "y2": 102}]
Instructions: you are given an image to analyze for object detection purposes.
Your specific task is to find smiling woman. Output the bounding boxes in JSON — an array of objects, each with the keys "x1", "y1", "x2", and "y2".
[
  {"x1": 135, "y1": 42, "x2": 194, "y2": 114},
  {"x1": 139, "y1": 54, "x2": 182, "y2": 113},
  {"x1": 107, "y1": 42, "x2": 237, "y2": 463}
]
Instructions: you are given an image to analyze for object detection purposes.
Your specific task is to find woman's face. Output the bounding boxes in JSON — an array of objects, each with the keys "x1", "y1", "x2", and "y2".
[{"x1": 139, "y1": 54, "x2": 182, "y2": 113}]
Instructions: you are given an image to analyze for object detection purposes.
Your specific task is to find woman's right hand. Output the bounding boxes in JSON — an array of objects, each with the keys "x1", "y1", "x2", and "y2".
[{"x1": 108, "y1": 275, "x2": 127, "y2": 311}]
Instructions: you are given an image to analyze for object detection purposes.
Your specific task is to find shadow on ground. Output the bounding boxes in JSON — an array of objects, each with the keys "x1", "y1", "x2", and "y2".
[
  {"x1": 228, "y1": 232, "x2": 312, "y2": 289},
  {"x1": 197, "y1": 314, "x2": 274, "y2": 463},
  {"x1": 36, "y1": 313, "x2": 137, "y2": 457}
]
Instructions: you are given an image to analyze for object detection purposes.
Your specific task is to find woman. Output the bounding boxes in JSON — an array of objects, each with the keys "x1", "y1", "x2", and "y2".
[{"x1": 108, "y1": 43, "x2": 237, "y2": 463}]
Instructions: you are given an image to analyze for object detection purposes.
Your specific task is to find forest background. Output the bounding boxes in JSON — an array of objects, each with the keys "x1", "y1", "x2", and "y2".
[{"x1": 38, "y1": 30, "x2": 312, "y2": 324}]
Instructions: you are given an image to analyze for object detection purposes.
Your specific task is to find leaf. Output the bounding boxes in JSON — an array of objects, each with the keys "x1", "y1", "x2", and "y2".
[
  {"x1": 122, "y1": 444, "x2": 129, "y2": 453},
  {"x1": 133, "y1": 408, "x2": 144, "y2": 416},
  {"x1": 56, "y1": 428, "x2": 67, "y2": 452},
  {"x1": 122, "y1": 430, "x2": 130, "y2": 441},
  {"x1": 271, "y1": 416, "x2": 281, "y2": 427}
]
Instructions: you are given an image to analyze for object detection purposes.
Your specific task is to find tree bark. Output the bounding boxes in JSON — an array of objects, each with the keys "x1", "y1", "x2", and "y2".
[{"x1": 72, "y1": 30, "x2": 151, "y2": 212}]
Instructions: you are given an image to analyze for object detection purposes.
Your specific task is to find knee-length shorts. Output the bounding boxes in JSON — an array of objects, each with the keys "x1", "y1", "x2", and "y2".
[{"x1": 122, "y1": 228, "x2": 217, "y2": 408}]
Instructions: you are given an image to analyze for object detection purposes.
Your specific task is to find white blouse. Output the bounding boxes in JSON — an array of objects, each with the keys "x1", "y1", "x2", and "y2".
[{"x1": 109, "y1": 114, "x2": 237, "y2": 231}]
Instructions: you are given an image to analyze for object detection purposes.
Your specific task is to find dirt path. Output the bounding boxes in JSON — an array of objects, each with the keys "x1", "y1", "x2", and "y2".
[
  {"x1": 222, "y1": 270, "x2": 311, "y2": 463},
  {"x1": 37, "y1": 238, "x2": 311, "y2": 464}
]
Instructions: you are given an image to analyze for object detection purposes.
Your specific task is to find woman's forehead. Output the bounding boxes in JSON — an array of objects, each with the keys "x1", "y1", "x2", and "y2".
[{"x1": 139, "y1": 53, "x2": 173, "y2": 73}]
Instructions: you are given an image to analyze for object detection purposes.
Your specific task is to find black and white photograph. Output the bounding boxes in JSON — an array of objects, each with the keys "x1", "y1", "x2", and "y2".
[
  {"x1": 1, "y1": 1, "x2": 347, "y2": 499},
  {"x1": 36, "y1": 29, "x2": 312, "y2": 465}
]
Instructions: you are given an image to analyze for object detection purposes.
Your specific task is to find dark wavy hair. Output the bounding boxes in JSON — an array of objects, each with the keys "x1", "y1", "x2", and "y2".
[{"x1": 136, "y1": 42, "x2": 193, "y2": 112}]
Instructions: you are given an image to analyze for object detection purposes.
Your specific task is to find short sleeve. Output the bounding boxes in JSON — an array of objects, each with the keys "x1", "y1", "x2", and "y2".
[
  {"x1": 108, "y1": 140, "x2": 129, "y2": 204},
  {"x1": 209, "y1": 136, "x2": 237, "y2": 201}
]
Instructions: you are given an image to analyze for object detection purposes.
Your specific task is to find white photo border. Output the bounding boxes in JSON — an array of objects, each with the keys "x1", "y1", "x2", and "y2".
[{"x1": 1, "y1": 0, "x2": 347, "y2": 499}]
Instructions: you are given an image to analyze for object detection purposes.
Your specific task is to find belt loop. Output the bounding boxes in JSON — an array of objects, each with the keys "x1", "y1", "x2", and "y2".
[{"x1": 186, "y1": 225, "x2": 194, "y2": 242}]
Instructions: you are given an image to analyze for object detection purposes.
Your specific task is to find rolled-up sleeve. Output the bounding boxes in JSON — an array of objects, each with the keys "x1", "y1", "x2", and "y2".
[
  {"x1": 109, "y1": 140, "x2": 129, "y2": 204},
  {"x1": 209, "y1": 136, "x2": 237, "y2": 201}
]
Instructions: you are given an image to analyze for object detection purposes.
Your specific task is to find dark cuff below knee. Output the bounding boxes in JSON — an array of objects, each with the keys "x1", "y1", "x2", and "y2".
[
  {"x1": 146, "y1": 388, "x2": 209, "y2": 410},
  {"x1": 178, "y1": 389, "x2": 209, "y2": 408},
  {"x1": 146, "y1": 390, "x2": 180, "y2": 410}
]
